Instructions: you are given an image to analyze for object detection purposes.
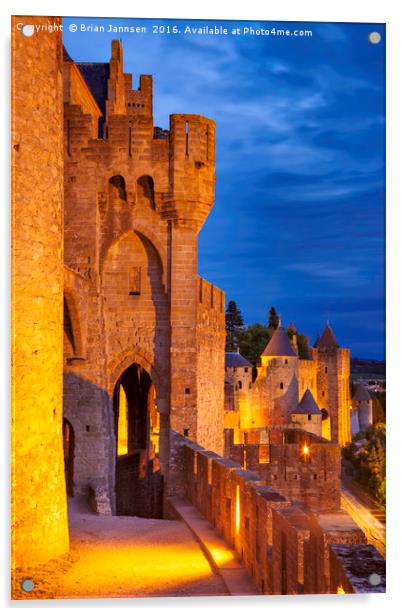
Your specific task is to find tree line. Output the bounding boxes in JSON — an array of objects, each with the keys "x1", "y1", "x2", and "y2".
[{"x1": 225, "y1": 300, "x2": 310, "y2": 364}]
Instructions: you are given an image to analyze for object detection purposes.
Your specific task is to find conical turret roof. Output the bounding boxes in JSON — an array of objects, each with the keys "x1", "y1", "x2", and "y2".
[
  {"x1": 225, "y1": 351, "x2": 253, "y2": 368},
  {"x1": 261, "y1": 325, "x2": 297, "y2": 357},
  {"x1": 293, "y1": 388, "x2": 322, "y2": 415},
  {"x1": 352, "y1": 382, "x2": 371, "y2": 402},
  {"x1": 287, "y1": 322, "x2": 297, "y2": 333},
  {"x1": 315, "y1": 323, "x2": 338, "y2": 349}
]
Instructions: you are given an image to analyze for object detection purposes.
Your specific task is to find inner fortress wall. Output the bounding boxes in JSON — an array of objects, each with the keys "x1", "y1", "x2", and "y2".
[
  {"x1": 196, "y1": 277, "x2": 226, "y2": 454},
  {"x1": 11, "y1": 16, "x2": 69, "y2": 568},
  {"x1": 62, "y1": 40, "x2": 225, "y2": 506}
]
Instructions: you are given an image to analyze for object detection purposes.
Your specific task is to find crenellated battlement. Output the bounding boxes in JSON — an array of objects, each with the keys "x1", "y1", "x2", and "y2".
[
  {"x1": 63, "y1": 42, "x2": 215, "y2": 232},
  {"x1": 197, "y1": 276, "x2": 225, "y2": 318}
]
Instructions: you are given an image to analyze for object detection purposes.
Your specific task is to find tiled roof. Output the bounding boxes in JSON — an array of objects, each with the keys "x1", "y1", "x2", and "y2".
[
  {"x1": 352, "y1": 382, "x2": 372, "y2": 402},
  {"x1": 293, "y1": 388, "x2": 321, "y2": 415},
  {"x1": 315, "y1": 323, "x2": 338, "y2": 349},
  {"x1": 225, "y1": 352, "x2": 253, "y2": 368},
  {"x1": 76, "y1": 62, "x2": 109, "y2": 120},
  {"x1": 261, "y1": 326, "x2": 297, "y2": 357}
]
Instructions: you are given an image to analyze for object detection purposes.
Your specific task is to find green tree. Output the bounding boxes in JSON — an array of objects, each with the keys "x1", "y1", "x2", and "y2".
[
  {"x1": 225, "y1": 300, "x2": 244, "y2": 351},
  {"x1": 296, "y1": 333, "x2": 310, "y2": 359},
  {"x1": 372, "y1": 392, "x2": 386, "y2": 423},
  {"x1": 268, "y1": 306, "x2": 279, "y2": 330},
  {"x1": 342, "y1": 424, "x2": 386, "y2": 506},
  {"x1": 237, "y1": 323, "x2": 271, "y2": 365}
]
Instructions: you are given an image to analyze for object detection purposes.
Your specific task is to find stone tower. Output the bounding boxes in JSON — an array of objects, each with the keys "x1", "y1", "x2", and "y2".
[
  {"x1": 224, "y1": 350, "x2": 254, "y2": 429},
  {"x1": 315, "y1": 324, "x2": 351, "y2": 446},
  {"x1": 291, "y1": 388, "x2": 322, "y2": 437},
  {"x1": 62, "y1": 40, "x2": 225, "y2": 515},
  {"x1": 258, "y1": 324, "x2": 299, "y2": 426},
  {"x1": 350, "y1": 382, "x2": 373, "y2": 436},
  {"x1": 11, "y1": 16, "x2": 69, "y2": 569}
]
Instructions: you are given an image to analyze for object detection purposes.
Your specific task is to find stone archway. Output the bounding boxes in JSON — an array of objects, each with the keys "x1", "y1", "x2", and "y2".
[{"x1": 113, "y1": 362, "x2": 163, "y2": 518}]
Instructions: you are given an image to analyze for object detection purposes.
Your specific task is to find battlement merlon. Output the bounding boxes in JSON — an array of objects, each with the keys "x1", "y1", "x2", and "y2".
[
  {"x1": 106, "y1": 40, "x2": 153, "y2": 120},
  {"x1": 162, "y1": 114, "x2": 216, "y2": 230},
  {"x1": 197, "y1": 276, "x2": 225, "y2": 322}
]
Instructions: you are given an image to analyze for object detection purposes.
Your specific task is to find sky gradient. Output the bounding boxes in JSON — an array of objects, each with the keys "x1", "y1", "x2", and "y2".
[{"x1": 63, "y1": 17, "x2": 386, "y2": 359}]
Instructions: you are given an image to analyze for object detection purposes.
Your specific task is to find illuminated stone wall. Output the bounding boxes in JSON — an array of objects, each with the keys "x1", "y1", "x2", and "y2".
[
  {"x1": 271, "y1": 507, "x2": 311, "y2": 594},
  {"x1": 253, "y1": 356, "x2": 299, "y2": 426},
  {"x1": 224, "y1": 428, "x2": 341, "y2": 511},
  {"x1": 225, "y1": 340, "x2": 352, "y2": 446},
  {"x1": 305, "y1": 512, "x2": 366, "y2": 594},
  {"x1": 317, "y1": 347, "x2": 351, "y2": 446},
  {"x1": 174, "y1": 437, "x2": 384, "y2": 595},
  {"x1": 298, "y1": 356, "x2": 318, "y2": 400},
  {"x1": 62, "y1": 41, "x2": 224, "y2": 506},
  {"x1": 11, "y1": 16, "x2": 69, "y2": 571},
  {"x1": 196, "y1": 277, "x2": 226, "y2": 454}
]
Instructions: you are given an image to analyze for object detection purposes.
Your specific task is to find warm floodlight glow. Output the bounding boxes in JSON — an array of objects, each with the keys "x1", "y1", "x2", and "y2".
[
  {"x1": 337, "y1": 584, "x2": 345, "y2": 594},
  {"x1": 117, "y1": 385, "x2": 128, "y2": 456},
  {"x1": 235, "y1": 485, "x2": 240, "y2": 535},
  {"x1": 302, "y1": 444, "x2": 309, "y2": 456}
]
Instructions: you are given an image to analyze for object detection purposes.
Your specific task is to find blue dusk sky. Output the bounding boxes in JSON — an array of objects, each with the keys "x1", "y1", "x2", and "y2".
[{"x1": 63, "y1": 17, "x2": 386, "y2": 359}]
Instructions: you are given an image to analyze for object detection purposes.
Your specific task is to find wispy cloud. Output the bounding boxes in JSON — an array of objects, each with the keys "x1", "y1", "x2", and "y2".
[{"x1": 63, "y1": 17, "x2": 386, "y2": 357}]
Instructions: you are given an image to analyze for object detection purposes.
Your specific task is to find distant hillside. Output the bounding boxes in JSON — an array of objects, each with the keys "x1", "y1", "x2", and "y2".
[{"x1": 351, "y1": 358, "x2": 386, "y2": 379}]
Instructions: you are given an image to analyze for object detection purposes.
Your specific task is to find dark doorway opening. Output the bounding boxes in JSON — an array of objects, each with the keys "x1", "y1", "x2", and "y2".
[
  {"x1": 63, "y1": 418, "x2": 74, "y2": 496},
  {"x1": 113, "y1": 363, "x2": 163, "y2": 518}
]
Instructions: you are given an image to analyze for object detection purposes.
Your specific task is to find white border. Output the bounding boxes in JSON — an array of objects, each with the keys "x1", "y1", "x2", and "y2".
[{"x1": 1, "y1": 1, "x2": 401, "y2": 614}]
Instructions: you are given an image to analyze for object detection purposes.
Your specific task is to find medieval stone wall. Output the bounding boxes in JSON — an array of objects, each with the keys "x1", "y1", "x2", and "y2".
[
  {"x1": 298, "y1": 357, "x2": 318, "y2": 400},
  {"x1": 11, "y1": 16, "x2": 69, "y2": 570},
  {"x1": 61, "y1": 42, "x2": 224, "y2": 507},
  {"x1": 171, "y1": 437, "x2": 380, "y2": 594},
  {"x1": 224, "y1": 429, "x2": 341, "y2": 512},
  {"x1": 196, "y1": 277, "x2": 226, "y2": 454},
  {"x1": 225, "y1": 337, "x2": 352, "y2": 447},
  {"x1": 317, "y1": 347, "x2": 351, "y2": 445},
  {"x1": 329, "y1": 544, "x2": 385, "y2": 594},
  {"x1": 253, "y1": 357, "x2": 299, "y2": 426},
  {"x1": 305, "y1": 512, "x2": 366, "y2": 594}
]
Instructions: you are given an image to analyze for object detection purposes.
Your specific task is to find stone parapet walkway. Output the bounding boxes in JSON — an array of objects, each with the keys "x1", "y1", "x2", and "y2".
[
  {"x1": 169, "y1": 499, "x2": 259, "y2": 596},
  {"x1": 13, "y1": 497, "x2": 229, "y2": 600}
]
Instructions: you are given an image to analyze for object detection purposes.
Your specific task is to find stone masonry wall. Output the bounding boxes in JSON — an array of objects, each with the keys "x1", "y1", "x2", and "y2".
[
  {"x1": 298, "y1": 358, "x2": 318, "y2": 401},
  {"x1": 196, "y1": 277, "x2": 226, "y2": 454},
  {"x1": 253, "y1": 357, "x2": 299, "y2": 427},
  {"x1": 329, "y1": 544, "x2": 386, "y2": 594},
  {"x1": 305, "y1": 512, "x2": 366, "y2": 594},
  {"x1": 169, "y1": 437, "x2": 384, "y2": 594},
  {"x1": 62, "y1": 41, "x2": 222, "y2": 508},
  {"x1": 317, "y1": 347, "x2": 351, "y2": 446},
  {"x1": 224, "y1": 428, "x2": 341, "y2": 511},
  {"x1": 11, "y1": 16, "x2": 69, "y2": 573}
]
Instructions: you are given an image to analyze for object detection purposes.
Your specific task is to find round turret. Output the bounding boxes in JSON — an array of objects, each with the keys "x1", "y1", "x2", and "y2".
[
  {"x1": 352, "y1": 382, "x2": 373, "y2": 432},
  {"x1": 291, "y1": 388, "x2": 322, "y2": 437}
]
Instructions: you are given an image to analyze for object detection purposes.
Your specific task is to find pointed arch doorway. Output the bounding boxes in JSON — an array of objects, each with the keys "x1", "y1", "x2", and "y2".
[{"x1": 113, "y1": 363, "x2": 163, "y2": 518}]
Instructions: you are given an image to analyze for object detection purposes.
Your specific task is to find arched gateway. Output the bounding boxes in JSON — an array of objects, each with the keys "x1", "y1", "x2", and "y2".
[{"x1": 113, "y1": 363, "x2": 163, "y2": 518}]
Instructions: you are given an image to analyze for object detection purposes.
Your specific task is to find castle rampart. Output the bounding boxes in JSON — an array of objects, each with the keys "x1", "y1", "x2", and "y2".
[{"x1": 11, "y1": 16, "x2": 69, "y2": 569}]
